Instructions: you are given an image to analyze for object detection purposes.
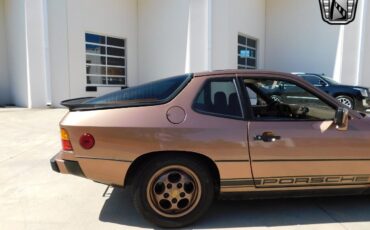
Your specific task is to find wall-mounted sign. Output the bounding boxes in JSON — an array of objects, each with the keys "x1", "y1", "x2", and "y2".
[{"x1": 319, "y1": 0, "x2": 358, "y2": 25}]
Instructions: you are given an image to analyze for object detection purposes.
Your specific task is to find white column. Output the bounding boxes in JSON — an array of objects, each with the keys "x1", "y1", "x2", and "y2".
[
  {"x1": 24, "y1": 0, "x2": 50, "y2": 107},
  {"x1": 356, "y1": 0, "x2": 369, "y2": 86},
  {"x1": 185, "y1": 0, "x2": 212, "y2": 73},
  {"x1": 206, "y1": 0, "x2": 213, "y2": 71},
  {"x1": 341, "y1": 0, "x2": 366, "y2": 85},
  {"x1": 0, "y1": 0, "x2": 10, "y2": 105},
  {"x1": 5, "y1": 0, "x2": 29, "y2": 107},
  {"x1": 332, "y1": 26, "x2": 344, "y2": 83}
]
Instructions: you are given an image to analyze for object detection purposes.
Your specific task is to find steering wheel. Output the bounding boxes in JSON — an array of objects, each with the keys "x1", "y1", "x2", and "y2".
[{"x1": 295, "y1": 106, "x2": 310, "y2": 117}]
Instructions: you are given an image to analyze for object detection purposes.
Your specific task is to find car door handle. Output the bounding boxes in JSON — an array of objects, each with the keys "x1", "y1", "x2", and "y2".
[{"x1": 254, "y1": 132, "x2": 281, "y2": 142}]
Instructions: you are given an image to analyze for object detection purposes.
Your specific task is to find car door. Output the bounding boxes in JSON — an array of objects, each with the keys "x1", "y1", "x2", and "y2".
[{"x1": 241, "y1": 76, "x2": 370, "y2": 189}]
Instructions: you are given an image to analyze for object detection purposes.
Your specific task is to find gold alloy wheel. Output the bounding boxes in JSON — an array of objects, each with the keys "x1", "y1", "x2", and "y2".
[{"x1": 146, "y1": 165, "x2": 202, "y2": 218}]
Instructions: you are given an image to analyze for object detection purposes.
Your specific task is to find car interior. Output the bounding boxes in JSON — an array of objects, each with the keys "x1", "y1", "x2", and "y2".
[
  {"x1": 193, "y1": 80, "x2": 243, "y2": 117},
  {"x1": 193, "y1": 78, "x2": 336, "y2": 121},
  {"x1": 243, "y1": 79, "x2": 336, "y2": 121}
]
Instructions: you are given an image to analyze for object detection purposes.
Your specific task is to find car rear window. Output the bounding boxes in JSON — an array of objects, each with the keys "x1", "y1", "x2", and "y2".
[{"x1": 84, "y1": 74, "x2": 191, "y2": 106}]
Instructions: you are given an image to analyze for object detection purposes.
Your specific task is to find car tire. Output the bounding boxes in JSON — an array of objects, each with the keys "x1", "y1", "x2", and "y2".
[
  {"x1": 132, "y1": 155, "x2": 215, "y2": 228},
  {"x1": 336, "y1": 95, "x2": 354, "y2": 109}
]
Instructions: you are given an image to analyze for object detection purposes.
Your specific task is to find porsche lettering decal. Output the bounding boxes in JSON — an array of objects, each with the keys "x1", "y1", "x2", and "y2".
[
  {"x1": 221, "y1": 175, "x2": 370, "y2": 188},
  {"x1": 258, "y1": 175, "x2": 370, "y2": 186}
]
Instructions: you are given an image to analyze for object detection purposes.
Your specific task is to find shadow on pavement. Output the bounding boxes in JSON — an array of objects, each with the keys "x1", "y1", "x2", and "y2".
[
  {"x1": 99, "y1": 188, "x2": 370, "y2": 229},
  {"x1": 99, "y1": 188, "x2": 153, "y2": 229}
]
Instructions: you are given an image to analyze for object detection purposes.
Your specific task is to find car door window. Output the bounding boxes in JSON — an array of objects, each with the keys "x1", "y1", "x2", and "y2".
[
  {"x1": 193, "y1": 79, "x2": 243, "y2": 118},
  {"x1": 302, "y1": 75, "x2": 321, "y2": 85},
  {"x1": 243, "y1": 78, "x2": 335, "y2": 120}
]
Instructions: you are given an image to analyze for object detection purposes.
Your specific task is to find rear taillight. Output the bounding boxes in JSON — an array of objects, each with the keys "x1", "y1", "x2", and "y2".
[
  {"x1": 79, "y1": 133, "x2": 95, "y2": 150},
  {"x1": 61, "y1": 128, "x2": 73, "y2": 151}
]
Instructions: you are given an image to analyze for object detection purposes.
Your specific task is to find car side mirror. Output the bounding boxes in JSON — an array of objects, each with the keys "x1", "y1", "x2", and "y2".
[{"x1": 334, "y1": 108, "x2": 349, "y2": 131}]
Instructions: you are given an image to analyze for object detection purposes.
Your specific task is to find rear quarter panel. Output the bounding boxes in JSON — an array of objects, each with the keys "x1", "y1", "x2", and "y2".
[{"x1": 61, "y1": 76, "x2": 252, "y2": 187}]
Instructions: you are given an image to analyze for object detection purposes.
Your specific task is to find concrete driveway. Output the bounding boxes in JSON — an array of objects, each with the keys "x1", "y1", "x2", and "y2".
[{"x1": 1, "y1": 108, "x2": 370, "y2": 230}]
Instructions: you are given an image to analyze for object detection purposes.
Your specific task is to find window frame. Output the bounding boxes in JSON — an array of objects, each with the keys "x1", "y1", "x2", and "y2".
[
  {"x1": 85, "y1": 32, "x2": 127, "y2": 88},
  {"x1": 237, "y1": 33, "x2": 258, "y2": 70},
  {"x1": 301, "y1": 75, "x2": 329, "y2": 87},
  {"x1": 192, "y1": 77, "x2": 245, "y2": 121},
  {"x1": 238, "y1": 76, "x2": 339, "y2": 122}
]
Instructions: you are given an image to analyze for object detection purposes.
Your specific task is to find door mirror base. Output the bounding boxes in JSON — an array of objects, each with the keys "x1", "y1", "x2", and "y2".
[{"x1": 335, "y1": 108, "x2": 349, "y2": 131}]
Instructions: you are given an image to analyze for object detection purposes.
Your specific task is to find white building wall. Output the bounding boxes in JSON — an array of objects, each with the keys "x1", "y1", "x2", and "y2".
[
  {"x1": 3, "y1": 0, "x2": 369, "y2": 107},
  {"x1": 212, "y1": 0, "x2": 266, "y2": 70},
  {"x1": 0, "y1": 0, "x2": 9, "y2": 105},
  {"x1": 138, "y1": 0, "x2": 190, "y2": 83},
  {"x1": 360, "y1": 2, "x2": 370, "y2": 87},
  {"x1": 48, "y1": 0, "x2": 71, "y2": 106},
  {"x1": 56, "y1": 0, "x2": 138, "y2": 101},
  {"x1": 4, "y1": 0, "x2": 29, "y2": 107},
  {"x1": 265, "y1": 0, "x2": 369, "y2": 87},
  {"x1": 265, "y1": 0, "x2": 340, "y2": 76}
]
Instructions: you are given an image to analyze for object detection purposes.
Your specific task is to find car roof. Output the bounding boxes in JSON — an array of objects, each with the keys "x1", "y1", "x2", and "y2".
[
  {"x1": 292, "y1": 72, "x2": 325, "y2": 77},
  {"x1": 193, "y1": 69, "x2": 333, "y2": 86},
  {"x1": 194, "y1": 69, "x2": 296, "y2": 78}
]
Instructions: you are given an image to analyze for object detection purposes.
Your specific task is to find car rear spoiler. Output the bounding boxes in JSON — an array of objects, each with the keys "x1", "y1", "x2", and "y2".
[{"x1": 61, "y1": 97, "x2": 95, "y2": 110}]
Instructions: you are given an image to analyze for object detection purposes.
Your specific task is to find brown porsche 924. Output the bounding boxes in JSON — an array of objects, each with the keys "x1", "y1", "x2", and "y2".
[{"x1": 51, "y1": 70, "x2": 370, "y2": 228}]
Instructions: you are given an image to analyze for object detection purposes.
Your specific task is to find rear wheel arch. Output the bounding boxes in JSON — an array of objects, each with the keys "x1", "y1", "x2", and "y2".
[{"x1": 124, "y1": 151, "x2": 220, "y2": 193}]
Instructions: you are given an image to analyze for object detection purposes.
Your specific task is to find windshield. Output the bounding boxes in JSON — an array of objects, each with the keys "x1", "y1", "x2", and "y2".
[
  {"x1": 322, "y1": 76, "x2": 339, "y2": 85},
  {"x1": 84, "y1": 74, "x2": 191, "y2": 106}
]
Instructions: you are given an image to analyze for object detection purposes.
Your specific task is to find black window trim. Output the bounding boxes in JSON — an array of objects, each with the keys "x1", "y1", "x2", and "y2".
[
  {"x1": 238, "y1": 76, "x2": 339, "y2": 122},
  {"x1": 191, "y1": 76, "x2": 246, "y2": 121},
  {"x1": 236, "y1": 76, "x2": 254, "y2": 121}
]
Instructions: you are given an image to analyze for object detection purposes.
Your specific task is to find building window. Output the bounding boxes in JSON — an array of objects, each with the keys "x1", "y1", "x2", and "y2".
[
  {"x1": 237, "y1": 34, "x2": 257, "y2": 69},
  {"x1": 85, "y1": 33, "x2": 126, "y2": 87}
]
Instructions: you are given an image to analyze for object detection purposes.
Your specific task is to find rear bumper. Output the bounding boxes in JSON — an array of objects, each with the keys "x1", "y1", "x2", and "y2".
[
  {"x1": 50, "y1": 154, "x2": 60, "y2": 173},
  {"x1": 50, "y1": 152, "x2": 85, "y2": 178},
  {"x1": 50, "y1": 151, "x2": 131, "y2": 187}
]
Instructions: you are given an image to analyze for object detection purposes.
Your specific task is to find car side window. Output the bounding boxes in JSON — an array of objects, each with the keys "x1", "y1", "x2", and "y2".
[
  {"x1": 243, "y1": 78, "x2": 336, "y2": 121},
  {"x1": 246, "y1": 86, "x2": 267, "y2": 106},
  {"x1": 302, "y1": 75, "x2": 323, "y2": 86},
  {"x1": 193, "y1": 79, "x2": 243, "y2": 118}
]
